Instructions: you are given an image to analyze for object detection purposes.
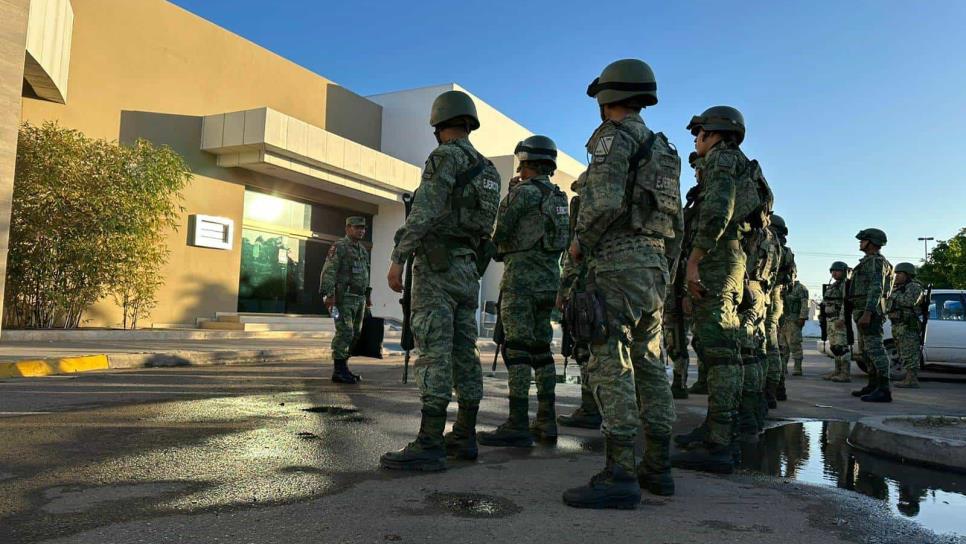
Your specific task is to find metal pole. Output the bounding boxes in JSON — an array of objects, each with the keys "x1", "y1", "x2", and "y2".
[{"x1": 917, "y1": 236, "x2": 934, "y2": 262}]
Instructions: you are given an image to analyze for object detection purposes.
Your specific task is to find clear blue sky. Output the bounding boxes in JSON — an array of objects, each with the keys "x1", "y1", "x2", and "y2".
[{"x1": 173, "y1": 0, "x2": 966, "y2": 298}]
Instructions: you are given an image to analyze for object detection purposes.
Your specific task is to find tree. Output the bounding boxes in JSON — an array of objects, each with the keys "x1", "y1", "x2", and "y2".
[
  {"x1": 6, "y1": 122, "x2": 191, "y2": 329},
  {"x1": 917, "y1": 228, "x2": 966, "y2": 289}
]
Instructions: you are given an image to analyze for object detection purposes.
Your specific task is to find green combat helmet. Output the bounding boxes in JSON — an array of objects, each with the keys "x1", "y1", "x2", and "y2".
[
  {"x1": 430, "y1": 90, "x2": 480, "y2": 130},
  {"x1": 830, "y1": 261, "x2": 849, "y2": 272},
  {"x1": 770, "y1": 214, "x2": 787, "y2": 236},
  {"x1": 895, "y1": 262, "x2": 917, "y2": 277},
  {"x1": 687, "y1": 106, "x2": 746, "y2": 145},
  {"x1": 856, "y1": 228, "x2": 887, "y2": 247},
  {"x1": 514, "y1": 135, "x2": 558, "y2": 168},
  {"x1": 586, "y1": 59, "x2": 658, "y2": 107}
]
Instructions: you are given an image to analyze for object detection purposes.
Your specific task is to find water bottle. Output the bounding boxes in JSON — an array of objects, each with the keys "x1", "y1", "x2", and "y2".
[{"x1": 331, "y1": 306, "x2": 340, "y2": 320}]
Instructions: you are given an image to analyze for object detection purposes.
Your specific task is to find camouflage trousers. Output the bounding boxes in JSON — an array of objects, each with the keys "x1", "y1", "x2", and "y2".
[
  {"x1": 852, "y1": 309, "x2": 889, "y2": 379},
  {"x1": 891, "y1": 321, "x2": 921, "y2": 372},
  {"x1": 828, "y1": 317, "x2": 851, "y2": 367},
  {"x1": 739, "y1": 281, "x2": 769, "y2": 394},
  {"x1": 764, "y1": 287, "x2": 783, "y2": 384},
  {"x1": 502, "y1": 290, "x2": 557, "y2": 400},
  {"x1": 411, "y1": 254, "x2": 483, "y2": 414},
  {"x1": 780, "y1": 320, "x2": 804, "y2": 367},
  {"x1": 690, "y1": 245, "x2": 744, "y2": 447},
  {"x1": 586, "y1": 263, "x2": 675, "y2": 444},
  {"x1": 331, "y1": 294, "x2": 366, "y2": 360},
  {"x1": 663, "y1": 311, "x2": 690, "y2": 383}
]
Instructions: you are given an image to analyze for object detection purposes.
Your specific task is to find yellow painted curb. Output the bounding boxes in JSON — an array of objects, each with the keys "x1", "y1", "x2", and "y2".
[{"x1": 0, "y1": 354, "x2": 110, "y2": 378}]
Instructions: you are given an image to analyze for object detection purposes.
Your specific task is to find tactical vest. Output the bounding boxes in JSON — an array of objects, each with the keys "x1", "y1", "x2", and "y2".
[
  {"x1": 850, "y1": 254, "x2": 894, "y2": 314},
  {"x1": 732, "y1": 159, "x2": 774, "y2": 230},
  {"x1": 496, "y1": 178, "x2": 569, "y2": 255},
  {"x1": 785, "y1": 283, "x2": 805, "y2": 318},
  {"x1": 886, "y1": 280, "x2": 922, "y2": 322},
  {"x1": 621, "y1": 129, "x2": 681, "y2": 239},
  {"x1": 822, "y1": 280, "x2": 846, "y2": 319},
  {"x1": 335, "y1": 240, "x2": 369, "y2": 296},
  {"x1": 743, "y1": 227, "x2": 780, "y2": 286},
  {"x1": 451, "y1": 146, "x2": 501, "y2": 241}
]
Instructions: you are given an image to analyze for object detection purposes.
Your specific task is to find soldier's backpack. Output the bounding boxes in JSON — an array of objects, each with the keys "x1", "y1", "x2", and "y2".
[
  {"x1": 533, "y1": 179, "x2": 570, "y2": 252},
  {"x1": 452, "y1": 146, "x2": 501, "y2": 239},
  {"x1": 743, "y1": 226, "x2": 781, "y2": 285},
  {"x1": 733, "y1": 160, "x2": 774, "y2": 229},
  {"x1": 622, "y1": 131, "x2": 681, "y2": 239}
]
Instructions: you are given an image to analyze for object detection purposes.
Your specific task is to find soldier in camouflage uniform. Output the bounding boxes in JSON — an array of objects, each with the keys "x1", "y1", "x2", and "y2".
[
  {"x1": 480, "y1": 136, "x2": 568, "y2": 447},
  {"x1": 849, "y1": 228, "x2": 895, "y2": 403},
  {"x1": 562, "y1": 59, "x2": 682, "y2": 509},
  {"x1": 672, "y1": 106, "x2": 760, "y2": 475},
  {"x1": 381, "y1": 90, "x2": 501, "y2": 471},
  {"x1": 767, "y1": 215, "x2": 796, "y2": 403},
  {"x1": 887, "y1": 262, "x2": 924, "y2": 389},
  {"x1": 780, "y1": 277, "x2": 810, "y2": 376},
  {"x1": 822, "y1": 261, "x2": 853, "y2": 383},
  {"x1": 319, "y1": 216, "x2": 371, "y2": 384}
]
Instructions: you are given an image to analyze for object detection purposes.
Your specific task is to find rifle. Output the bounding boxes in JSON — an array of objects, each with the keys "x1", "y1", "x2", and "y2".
[
  {"x1": 491, "y1": 292, "x2": 504, "y2": 372},
  {"x1": 919, "y1": 283, "x2": 933, "y2": 366},
  {"x1": 843, "y1": 279, "x2": 855, "y2": 347},
  {"x1": 400, "y1": 193, "x2": 415, "y2": 383},
  {"x1": 819, "y1": 283, "x2": 829, "y2": 343}
]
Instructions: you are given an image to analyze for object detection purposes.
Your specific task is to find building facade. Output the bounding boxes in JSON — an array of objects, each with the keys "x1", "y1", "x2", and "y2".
[{"x1": 11, "y1": 0, "x2": 584, "y2": 328}]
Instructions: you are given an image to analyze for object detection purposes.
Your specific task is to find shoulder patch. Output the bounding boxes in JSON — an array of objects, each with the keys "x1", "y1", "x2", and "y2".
[
  {"x1": 714, "y1": 152, "x2": 736, "y2": 169},
  {"x1": 592, "y1": 135, "x2": 615, "y2": 163}
]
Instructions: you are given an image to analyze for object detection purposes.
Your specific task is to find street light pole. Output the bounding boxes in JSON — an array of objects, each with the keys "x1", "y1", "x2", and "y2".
[{"x1": 917, "y1": 236, "x2": 934, "y2": 262}]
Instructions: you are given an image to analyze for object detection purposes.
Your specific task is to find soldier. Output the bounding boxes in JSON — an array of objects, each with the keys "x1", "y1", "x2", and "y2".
[
  {"x1": 319, "y1": 216, "x2": 371, "y2": 384},
  {"x1": 849, "y1": 228, "x2": 895, "y2": 403},
  {"x1": 780, "y1": 275, "x2": 810, "y2": 376},
  {"x1": 672, "y1": 105, "x2": 768, "y2": 474},
  {"x1": 768, "y1": 215, "x2": 796, "y2": 403},
  {"x1": 556, "y1": 173, "x2": 603, "y2": 431},
  {"x1": 562, "y1": 59, "x2": 682, "y2": 509},
  {"x1": 381, "y1": 90, "x2": 501, "y2": 471},
  {"x1": 480, "y1": 136, "x2": 569, "y2": 447},
  {"x1": 887, "y1": 262, "x2": 925, "y2": 389},
  {"x1": 822, "y1": 261, "x2": 853, "y2": 383}
]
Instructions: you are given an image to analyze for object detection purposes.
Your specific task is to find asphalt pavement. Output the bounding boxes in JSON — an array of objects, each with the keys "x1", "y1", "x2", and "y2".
[{"x1": 0, "y1": 348, "x2": 964, "y2": 544}]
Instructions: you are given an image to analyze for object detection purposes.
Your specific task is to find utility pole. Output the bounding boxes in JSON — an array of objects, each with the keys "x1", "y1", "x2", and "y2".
[{"x1": 917, "y1": 236, "x2": 934, "y2": 262}]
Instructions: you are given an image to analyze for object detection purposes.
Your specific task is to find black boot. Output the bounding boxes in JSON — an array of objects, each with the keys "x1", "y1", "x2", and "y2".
[
  {"x1": 851, "y1": 371, "x2": 877, "y2": 397},
  {"x1": 671, "y1": 372, "x2": 689, "y2": 400},
  {"x1": 557, "y1": 387, "x2": 602, "y2": 429},
  {"x1": 563, "y1": 438, "x2": 641, "y2": 509},
  {"x1": 530, "y1": 394, "x2": 558, "y2": 442},
  {"x1": 765, "y1": 381, "x2": 778, "y2": 409},
  {"x1": 479, "y1": 397, "x2": 534, "y2": 447},
  {"x1": 380, "y1": 408, "x2": 447, "y2": 472},
  {"x1": 638, "y1": 434, "x2": 674, "y2": 496},
  {"x1": 670, "y1": 441, "x2": 735, "y2": 474},
  {"x1": 861, "y1": 376, "x2": 892, "y2": 403},
  {"x1": 444, "y1": 403, "x2": 479, "y2": 460},
  {"x1": 332, "y1": 359, "x2": 359, "y2": 384},
  {"x1": 674, "y1": 419, "x2": 708, "y2": 449},
  {"x1": 775, "y1": 376, "x2": 787, "y2": 401}
]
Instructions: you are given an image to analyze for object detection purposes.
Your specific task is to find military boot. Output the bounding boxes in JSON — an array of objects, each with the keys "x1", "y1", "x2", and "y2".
[
  {"x1": 478, "y1": 397, "x2": 534, "y2": 447},
  {"x1": 674, "y1": 419, "x2": 708, "y2": 449},
  {"x1": 443, "y1": 403, "x2": 479, "y2": 460},
  {"x1": 830, "y1": 358, "x2": 853, "y2": 383},
  {"x1": 557, "y1": 387, "x2": 602, "y2": 429},
  {"x1": 776, "y1": 376, "x2": 788, "y2": 401},
  {"x1": 861, "y1": 376, "x2": 893, "y2": 403},
  {"x1": 737, "y1": 392, "x2": 760, "y2": 444},
  {"x1": 563, "y1": 438, "x2": 641, "y2": 509},
  {"x1": 821, "y1": 362, "x2": 839, "y2": 381},
  {"x1": 764, "y1": 381, "x2": 779, "y2": 409},
  {"x1": 688, "y1": 377, "x2": 709, "y2": 395},
  {"x1": 380, "y1": 408, "x2": 447, "y2": 472},
  {"x1": 851, "y1": 371, "x2": 876, "y2": 397},
  {"x1": 894, "y1": 371, "x2": 920, "y2": 389},
  {"x1": 671, "y1": 373, "x2": 689, "y2": 399},
  {"x1": 792, "y1": 359, "x2": 804, "y2": 376},
  {"x1": 530, "y1": 394, "x2": 558, "y2": 442},
  {"x1": 332, "y1": 359, "x2": 360, "y2": 384},
  {"x1": 670, "y1": 441, "x2": 735, "y2": 475},
  {"x1": 638, "y1": 434, "x2": 674, "y2": 496}
]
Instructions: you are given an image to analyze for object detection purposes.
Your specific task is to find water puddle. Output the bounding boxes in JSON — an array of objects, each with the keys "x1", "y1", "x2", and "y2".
[{"x1": 738, "y1": 420, "x2": 966, "y2": 537}]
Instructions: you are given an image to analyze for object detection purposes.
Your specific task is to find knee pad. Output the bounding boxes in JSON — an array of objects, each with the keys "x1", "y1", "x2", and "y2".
[
  {"x1": 500, "y1": 343, "x2": 532, "y2": 367},
  {"x1": 830, "y1": 345, "x2": 849, "y2": 356}
]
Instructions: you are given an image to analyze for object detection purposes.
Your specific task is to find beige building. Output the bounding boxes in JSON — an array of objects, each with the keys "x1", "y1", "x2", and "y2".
[{"x1": 8, "y1": 0, "x2": 584, "y2": 329}]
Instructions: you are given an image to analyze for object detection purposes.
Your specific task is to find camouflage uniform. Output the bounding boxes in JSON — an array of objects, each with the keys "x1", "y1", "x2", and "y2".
[
  {"x1": 886, "y1": 279, "x2": 924, "y2": 373},
  {"x1": 780, "y1": 280, "x2": 809, "y2": 374},
  {"x1": 484, "y1": 173, "x2": 566, "y2": 444},
  {"x1": 575, "y1": 112, "x2": 681, "y2": 478},
  {"x1": 822, "y1": 277, "x2": 852, "y2": 381},
  {"x1": 849, "y1": 252, "x2": 894, "y2": 389},
  {"x1": 319, "y1": 221, "x2": 370, "y2": 381}
]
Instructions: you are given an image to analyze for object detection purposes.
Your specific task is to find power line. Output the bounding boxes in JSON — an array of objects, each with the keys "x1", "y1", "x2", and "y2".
[{"x1": 795, "y1": 251, "x2": 922, "y2": 260}]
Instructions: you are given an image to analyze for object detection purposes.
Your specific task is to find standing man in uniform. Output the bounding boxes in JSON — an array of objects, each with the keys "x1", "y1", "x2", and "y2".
[
  {"x1": 320, "y1": 216, "x2": 371, "y2": 384},
  {"x1": 381, "y1": 90, "x2": 501, "y2": 471},
  {"x1": 821, "y1": 261, "x2": 853, "y2": 383},
  {"x1": 672, "y1": 106, "x2": 757, "y2": 474},
  {"x1": 480, "y1": 136, "x2": 569, "y2": 447},
  {"x1": 887, "y1": 262, "x2": 925, "y2": 389},
  {"x1": 562, "y1": 59, "x2": 682, "y2": 509},
  {"x1": 849, "y1": 228, "x2": 894, "y2": 403},
  {"x1": 768, "y1": 214, "x2": 796, "y2": 403},
  {"x1": 780, "y1": 275, "x2": 810, "y2": 376}
]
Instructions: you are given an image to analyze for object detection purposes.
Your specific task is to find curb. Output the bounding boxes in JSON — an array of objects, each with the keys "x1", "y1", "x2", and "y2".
[
  {"x1": 848, "y1": 415, "x2": 966, "y2": 473},
  {"x1": 0, "y1": 354, "x2": 110, "y2": 378}
]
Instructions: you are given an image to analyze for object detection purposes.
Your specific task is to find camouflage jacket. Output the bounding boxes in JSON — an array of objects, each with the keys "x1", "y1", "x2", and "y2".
[
  {"x1": 783, "y1": 281, "x2": 810, "y2": 321},
  {"x1": 822, "y1": 279, "x2": 848, "y2": 322},
  {"x1": 886, "y1": 280, "x2": 924, "y2": 323},
  {"x1": 849, "y1": 253, "x2": 894, "y2": 315},
  {"x1": 390, "y1": 137, "x2": 486, "y2": 264},
  {"x1": 575, "y1": 113, "x2": 681, "y2": 271},
  {"x1": 494, "y1": 174, "x2": 563, "y2": 293},
  {"x1": 690, "y1": 142, "x2": 748, "y2": 251},
  {"x1": 320, "y1": 236, "x2": 370, "y2": 299},
  {"x1": 743, "y1": 226, "x2": 782, "y2": 291}
]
